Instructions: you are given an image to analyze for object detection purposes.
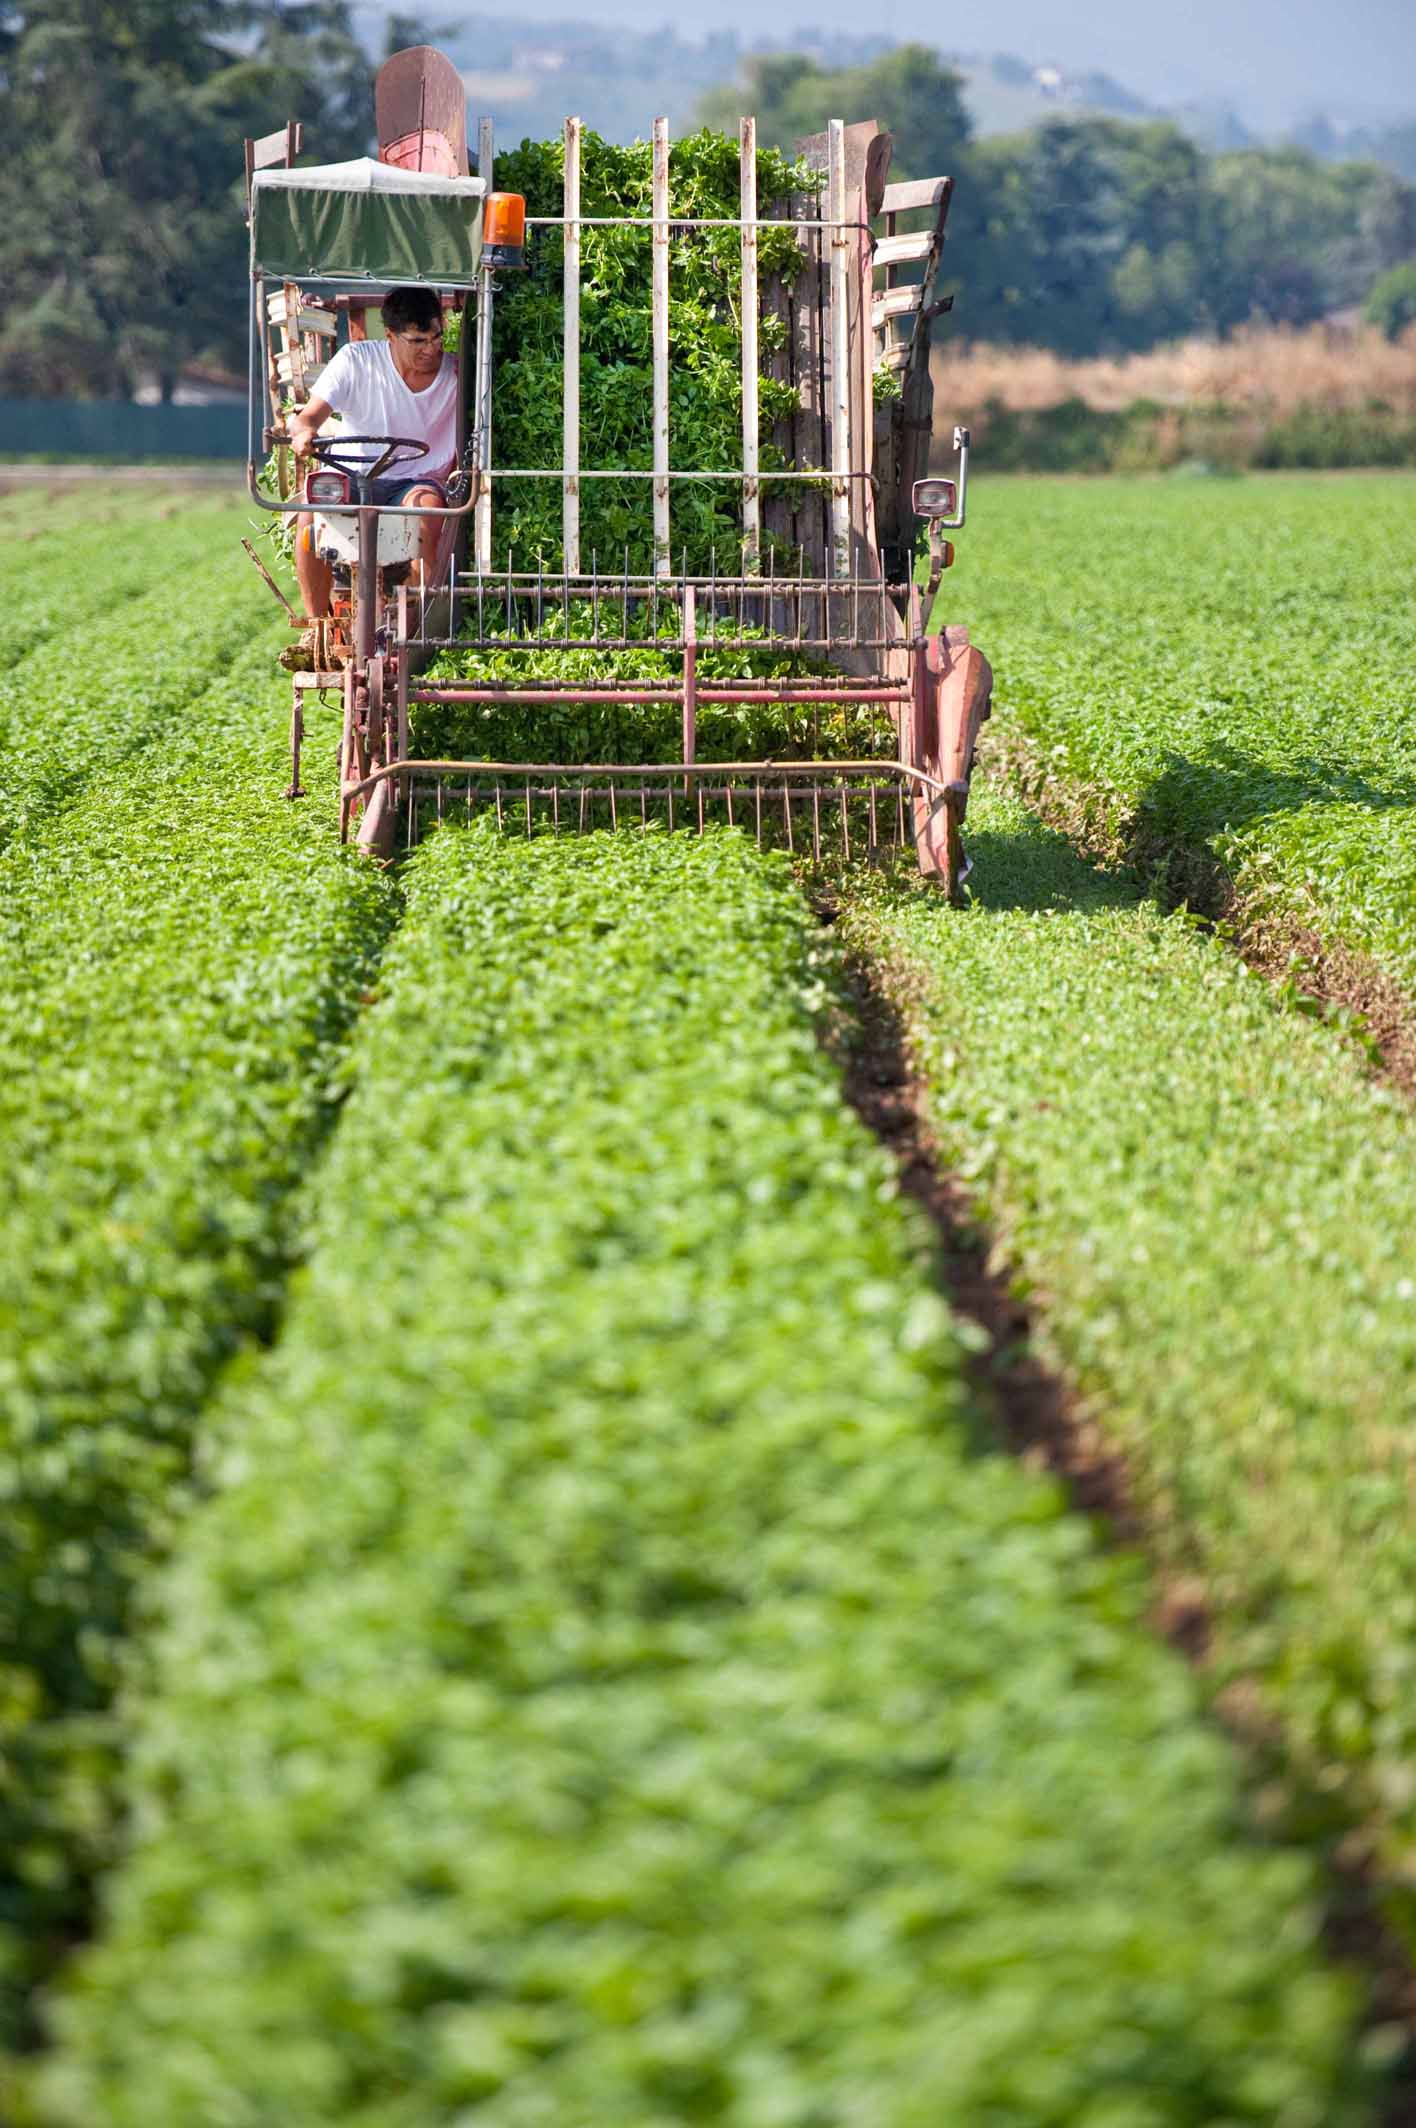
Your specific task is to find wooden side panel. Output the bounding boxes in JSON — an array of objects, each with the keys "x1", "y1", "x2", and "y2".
[
  {"x1": 790, "y1": 120, "x2": 891, "y2": 589},
  {"x1": 874, "y1": 176, "x2": 955, "y2": 570},
  {"x1": 796, "y1": 121, "x2": 891, "y2": 215},
  {"x1": 846, "y1": 170, "x2": 884, "y2": 580},
  {"x1": 760, "y1": 196, "x2": 796, "y2": 558},
  {"x1": 771, "y1": 183, "x2": 828, "y2": 578}
]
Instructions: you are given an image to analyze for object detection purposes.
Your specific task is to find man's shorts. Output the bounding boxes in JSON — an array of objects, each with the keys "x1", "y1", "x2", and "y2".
[{"x1": 367, "y1": 475, "x2": 447, "y2": 507}]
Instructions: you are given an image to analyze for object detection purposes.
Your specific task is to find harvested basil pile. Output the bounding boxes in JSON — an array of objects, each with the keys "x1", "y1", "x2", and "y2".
[
  {"x1": 415, "y1": 595, "x2": 893, "y2": 765},
  {"x1": 485, "y1": 129, "x2": 812, "y2": 572}
]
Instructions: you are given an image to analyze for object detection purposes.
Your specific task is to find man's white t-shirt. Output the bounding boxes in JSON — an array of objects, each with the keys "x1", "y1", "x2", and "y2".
[{"x1": 315, "y1": 340, "x2": 457, "y2": 481}]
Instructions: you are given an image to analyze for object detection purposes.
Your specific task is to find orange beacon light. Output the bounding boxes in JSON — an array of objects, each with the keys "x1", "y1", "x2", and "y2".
[{"x1": 483, "y1": 192, "x2": 527, "y2": 270}]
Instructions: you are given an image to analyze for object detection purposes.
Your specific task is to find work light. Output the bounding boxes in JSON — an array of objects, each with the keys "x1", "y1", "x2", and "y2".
[
  {"x1": 912, "y1": 477, "x2": 957, "y2": 519},
  {"x1": 305, "y1": 468, "x2": 352, "y2": 506},
  {"x1": 484, "y1": 192, "x2": 527, "y2": 270}
]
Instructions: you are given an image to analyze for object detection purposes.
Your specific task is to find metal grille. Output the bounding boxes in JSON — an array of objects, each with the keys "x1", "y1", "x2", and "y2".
[
  {"x1": 407, "y1": 566, "x2": 912, "y2": 656},
  {"x1": 379, "y1": 759, "x2": 952, "y2": 866}
]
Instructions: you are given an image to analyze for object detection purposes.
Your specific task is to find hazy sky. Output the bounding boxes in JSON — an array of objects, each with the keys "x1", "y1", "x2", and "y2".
[{"x1": 492, "y1": 0, "x2": 1416, "y2": 126}]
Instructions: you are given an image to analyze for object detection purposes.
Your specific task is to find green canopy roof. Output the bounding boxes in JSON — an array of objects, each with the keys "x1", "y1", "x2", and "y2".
[{"x1": 251, "y1": 159, "x2": 485, "y2": 286}]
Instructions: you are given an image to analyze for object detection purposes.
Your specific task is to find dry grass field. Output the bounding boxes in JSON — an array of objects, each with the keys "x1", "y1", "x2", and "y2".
[
  {"x1": 932, "y1": 322, "x2": 1416, "y2": 418},
  {"x1": 929, "y1": 323, "x2": 1416, "y2": 470}
]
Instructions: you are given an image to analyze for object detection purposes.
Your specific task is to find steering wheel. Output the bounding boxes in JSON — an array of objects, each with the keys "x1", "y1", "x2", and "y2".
[{"x1": 308, "y1": 433, "x2": 429, "y2": 483}]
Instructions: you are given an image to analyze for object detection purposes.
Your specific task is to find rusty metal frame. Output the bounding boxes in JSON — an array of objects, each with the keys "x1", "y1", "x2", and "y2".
[
  {"x1": 409, "y1": 565, "x2": 915, "y2": 656},
  {"x1": 346, "y1": 756, "x2": 959, "y2": 872}
]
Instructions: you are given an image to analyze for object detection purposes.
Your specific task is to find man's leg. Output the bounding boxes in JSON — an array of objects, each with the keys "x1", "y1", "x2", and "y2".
[
  {"x1": 294, "y1": 512, "x2": 333, "y2": 619},
  {"x1": 278, "y1": 513, "x2": 339, "y2": 672},
  {"x1": 403, "y1": 485, "x2": 444, "y2": 593}
]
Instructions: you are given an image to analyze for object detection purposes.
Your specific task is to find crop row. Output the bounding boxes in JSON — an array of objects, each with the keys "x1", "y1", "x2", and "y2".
[
  {"x1": 0, "y1": 495, "x2": 248, "y2": 668},
  {"x1": 950, "y1": 473, "x2": 1416, "y2": 1004},
  {"x1": 0, "y1": 610, "x2": 393, "y2": 2061},
  {"x1": 39, "y1": 827, "x2": 1358, "y2": 2126},
  {"x1": 842, "y1": 778, "x2": 1416, "y2": 1970},
  {"x1": 0, "y1": 503, "x2": 267, "y2": 845}
]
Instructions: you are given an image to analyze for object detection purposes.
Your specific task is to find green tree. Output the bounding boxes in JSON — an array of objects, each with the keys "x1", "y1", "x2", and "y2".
[
  {"x1": 381, "y1": 12, "x2": 455, "y2": 64},
  {"x1": 946, "y1": 119, "x2": 1218, "y2": 356},
  {"x1": 1365, "y1": 260, "x2": 1416, "y2": 340},
  {"x1": 696, "y1": 43, "x2": 971, "y2": 181},
  {"x1": 0, "y1": 0, "x2": 374, "y2": 399},
  {"x1": 1205, "y1": 149, "x2": 1415, "y2": 327},
  {"x1": 701, "y1": 45, "x2": 1416, "y2": 359}
]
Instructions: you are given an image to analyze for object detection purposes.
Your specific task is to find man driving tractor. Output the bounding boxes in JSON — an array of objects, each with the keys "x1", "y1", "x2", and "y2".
[{"x1": 280, "y1": 284, "x2": 455, "y2": 671}]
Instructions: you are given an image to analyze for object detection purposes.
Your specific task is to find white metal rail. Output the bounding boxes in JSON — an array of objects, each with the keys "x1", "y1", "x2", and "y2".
[
  {"x1": 563, "y1": 115, "x2": 581, "y2": 573},
  {"x1": 827, "y1": 119, "x2": 852, "y2": 582},
  {"x1": 474, "y1": 113, "x2": 495, "y2": 573},
  {"x1": 652, "y1": 116, "x2": 671, "y2": 577},
  {"x1": 739, "y1": 116, "x2": 760, "y2": 577}
]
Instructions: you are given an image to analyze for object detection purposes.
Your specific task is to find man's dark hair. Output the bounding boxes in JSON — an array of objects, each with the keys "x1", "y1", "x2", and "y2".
[{"x1": 382, "y1": 285, "x2": 443, "y2": 335}]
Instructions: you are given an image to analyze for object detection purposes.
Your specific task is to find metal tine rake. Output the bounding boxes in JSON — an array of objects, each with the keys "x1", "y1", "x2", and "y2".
[{"x1": 406, "y1": 766, "x2": 930, "y2": 867}]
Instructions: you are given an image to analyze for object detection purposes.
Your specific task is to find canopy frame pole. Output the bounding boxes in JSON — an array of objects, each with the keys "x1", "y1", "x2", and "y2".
[
  {"x1": 652, "y1": 116, "x2": 671, "y2": 578},
  {"x1": 740, "y1": 117, "x2": 760, "y2": 577},
  {"x1": 475, "y1": 115, "x2": 495, "y2": 575},
  {"x1": 563, "y1": 116, "x2": 582, "y2": 574}
]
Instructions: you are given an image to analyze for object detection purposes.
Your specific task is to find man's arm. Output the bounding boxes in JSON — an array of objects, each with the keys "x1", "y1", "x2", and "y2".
[{"x1": 288, "y1": 395, "x2": 334, "y2": 463}]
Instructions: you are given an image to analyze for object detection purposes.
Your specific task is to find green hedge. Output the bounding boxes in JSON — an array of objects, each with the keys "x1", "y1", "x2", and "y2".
[
  {"x1": 972, "y1": 399, "x2": 1416, "y2": 473},
  {"x1": 39, "y1": 828, "x2": 1360, "y2": 2126},
  {"x1": 0, "y1": 612, "x2": 392, "y2": 2054},
  {"x1": 0, "y1": 401, "x2": 246, "y2": 462}
]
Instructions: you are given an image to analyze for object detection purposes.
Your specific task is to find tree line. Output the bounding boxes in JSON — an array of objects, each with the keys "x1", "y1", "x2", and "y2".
[
  {"x1": 2, "y1": 12, "x2": 1413, "y2": 402},
  {"x1": 0, "y1": 0, "x2": 376, "y2": 400},
  {"x1": 700, "y1": 48, "x2": 1416, "y2": 356}
]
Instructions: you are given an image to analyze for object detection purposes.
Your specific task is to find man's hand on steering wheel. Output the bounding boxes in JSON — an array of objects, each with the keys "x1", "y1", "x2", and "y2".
[{"x1": 311, "y1": 435, "x2": 429, "y2": 482}]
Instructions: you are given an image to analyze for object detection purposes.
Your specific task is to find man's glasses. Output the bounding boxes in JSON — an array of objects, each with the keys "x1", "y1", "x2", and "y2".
[{"x1": 395, "y1": 330, "x2": 444, "y2": 348}]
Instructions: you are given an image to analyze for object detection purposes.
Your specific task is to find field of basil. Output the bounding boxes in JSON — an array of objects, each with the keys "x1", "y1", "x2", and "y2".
[
  {"x1": 945, "y1": 472, "x2": 1416, "y2": 1008},
  {"x1": 5, "y1": 480, "x2": 1416, "y2": 2123}
]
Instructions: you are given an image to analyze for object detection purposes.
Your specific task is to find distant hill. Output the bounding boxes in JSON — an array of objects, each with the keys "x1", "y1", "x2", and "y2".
[
  {"x1": 348, "y1": 11, "x2": 1416, "y2": 183},
  {"x1": 954, "y1": 52, "x2": 1416, "y2": 176},
  {"x1": 955, "y1": 52, "x2": 1156, "y2": 137}
]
